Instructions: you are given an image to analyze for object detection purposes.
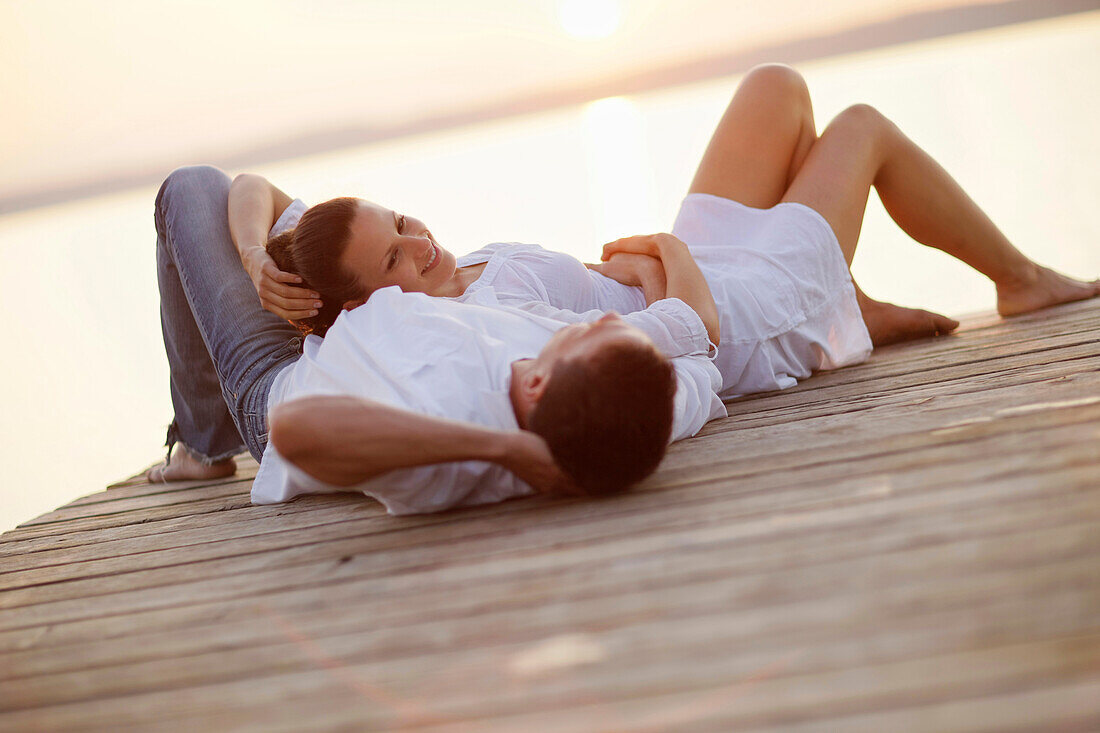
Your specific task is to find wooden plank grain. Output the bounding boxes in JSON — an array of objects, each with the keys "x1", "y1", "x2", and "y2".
[
  {"x1": 1, "y1": 418, "x2": 1096, "y2": 588},
  {"x1": 3, "y1": 557, "x2": 1096, "y2": 713},
  {"x1": 0, "y1": 301, "x2": 1096, "y2": 732},
  {"x1": 2, "y1": 415, "x2": 1096, "y2": 609},
  {"x1": 5, "y1": 364, "x2": 1098, "y2": 547},
  {"x1": 5, "y1": 537, "x2": 1095, "y2": 688},
  {"x1": 2, "y1": 627, "x2": 1096, "y2": 732},
  {"x1": 1, "y1": 460, "x2": 1095, "y2": 652},
  {"x1": 2, "y1": 451, "x2": 1095, "y2": 666}
]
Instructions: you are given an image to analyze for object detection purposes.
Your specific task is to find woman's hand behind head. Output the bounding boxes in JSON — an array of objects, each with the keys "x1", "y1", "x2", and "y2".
[{"x1": 250, "y1": 234, "x2": 322, "y2": 322}]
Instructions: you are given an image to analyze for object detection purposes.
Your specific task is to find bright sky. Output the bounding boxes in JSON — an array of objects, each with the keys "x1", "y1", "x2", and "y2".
[
  {"x1": 1, "y1": 0, "x2": 1006, "y2": 204},
  {"x1": 0, "y1": 6, "x2": 1096, "y2": 532}
]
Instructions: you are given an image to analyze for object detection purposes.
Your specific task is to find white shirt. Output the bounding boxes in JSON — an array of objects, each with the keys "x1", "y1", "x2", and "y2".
[
  {"x1": 251, "y1": 286, "x2": 725, "y2": 515},
  {"x1": 275, "y1": 197, "x2": 871, "y2": 400}
]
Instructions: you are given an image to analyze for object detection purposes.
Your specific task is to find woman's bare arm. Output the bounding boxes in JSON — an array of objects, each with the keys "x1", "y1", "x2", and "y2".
[
  {"x1": 586, "y1": 252, "x2": 667, "y2": 305},
  {"x1": 228, "y1": 174, "x2": 320, "y2": 320},
  {"x1": 269, "y1": 395, "x2": 577, "y2": 495},
  {"x1": 602, "y1": 234, "x2": 720, "y2": 343}
]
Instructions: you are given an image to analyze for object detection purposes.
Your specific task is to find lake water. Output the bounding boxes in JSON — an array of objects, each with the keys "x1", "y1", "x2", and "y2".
[{"x1": 1, "y1": 12, "x2": 1097, "y2": 532}]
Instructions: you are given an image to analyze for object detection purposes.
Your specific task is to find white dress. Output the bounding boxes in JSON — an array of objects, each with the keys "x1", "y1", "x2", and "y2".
[{"x1": 458, "y1": 193, "x2": 872, "y2": 397}]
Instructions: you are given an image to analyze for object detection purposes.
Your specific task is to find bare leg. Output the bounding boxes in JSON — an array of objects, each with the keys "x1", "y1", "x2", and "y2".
[
  {"x1": 688, "y1": 65, "x2": 959, "y2": 345},
  {"x1": 689, "y1": 64, "x2": 818, "y2": 206},
  {"x1": 783, "y1": 104, "x2": 1100, "y2": 316}
]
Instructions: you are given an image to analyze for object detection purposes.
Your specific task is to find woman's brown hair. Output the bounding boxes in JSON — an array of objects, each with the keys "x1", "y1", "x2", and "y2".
[{"x1": 266, "y1": 197, "x2": 363, "y2": 336}]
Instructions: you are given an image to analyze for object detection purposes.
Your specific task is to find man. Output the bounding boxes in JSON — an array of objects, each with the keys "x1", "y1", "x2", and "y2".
[{"x1": 252, "y1": 286, "x2": 726, "y2": 514}]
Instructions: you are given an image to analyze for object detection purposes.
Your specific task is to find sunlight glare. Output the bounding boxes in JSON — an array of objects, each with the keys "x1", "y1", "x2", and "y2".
[
  {"x1": 557, "y1": 0, "x2": 621, "y2": 40},
  {"x1": 582, "y1": 96, "x2": 657, "y2": 242}
]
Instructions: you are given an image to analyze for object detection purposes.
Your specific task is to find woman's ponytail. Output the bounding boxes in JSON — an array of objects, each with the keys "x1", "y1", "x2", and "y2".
[
  {"x1": 263, "y1": 197, "x2": 362, "y2": 337},
  {"x1": 265, "y1": 229, "x2": 299, "y2": 278}
]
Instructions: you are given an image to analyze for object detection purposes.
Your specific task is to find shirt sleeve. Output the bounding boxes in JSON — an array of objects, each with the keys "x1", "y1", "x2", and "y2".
[
  {"x1": 668, "y1": 355, "x2": 727, "y2": 442},
  {"x1": 506, "y1": 297, "x2": 713, "y2": 358},
  {"x1": 269, "y1": 198, "x2": 308, "y2": 237}
]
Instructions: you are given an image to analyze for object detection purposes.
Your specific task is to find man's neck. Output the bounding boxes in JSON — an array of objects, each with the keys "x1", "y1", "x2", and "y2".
[{"x1": 509, "y1": 360, "x2": 530, "y2": 430}]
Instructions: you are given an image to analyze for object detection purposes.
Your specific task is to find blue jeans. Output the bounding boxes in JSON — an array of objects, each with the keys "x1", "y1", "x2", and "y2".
[{"x1": 155, "y1": 165, "x2": 301, "y2": 463}]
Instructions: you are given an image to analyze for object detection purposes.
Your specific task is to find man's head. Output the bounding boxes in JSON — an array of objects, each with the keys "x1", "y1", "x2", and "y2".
[{"x1": 511, "y1": 314, "x2": 677, "y2": 496}]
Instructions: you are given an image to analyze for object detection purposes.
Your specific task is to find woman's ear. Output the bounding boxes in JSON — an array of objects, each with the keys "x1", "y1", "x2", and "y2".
[{"x1": 342, "y1": 298, "x2": 368, "y2": 311}]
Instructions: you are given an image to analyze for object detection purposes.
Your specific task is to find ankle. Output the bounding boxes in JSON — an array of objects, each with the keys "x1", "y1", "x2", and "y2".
[{"x1": 996, "y1": 260, "x2": 1040, "y2": 292}]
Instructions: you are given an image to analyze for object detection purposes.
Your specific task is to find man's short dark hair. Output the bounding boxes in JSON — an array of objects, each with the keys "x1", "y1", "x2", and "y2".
[{"x1": 528, "y1": 340, "x2": 677, "y2": 495}]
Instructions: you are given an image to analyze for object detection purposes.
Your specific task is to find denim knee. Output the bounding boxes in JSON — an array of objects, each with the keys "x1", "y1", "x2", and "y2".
[{"x1": 155, "y1": 165, "x2": 232, "y2": 225}]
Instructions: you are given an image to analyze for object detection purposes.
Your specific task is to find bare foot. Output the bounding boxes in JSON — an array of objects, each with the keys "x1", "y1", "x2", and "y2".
[
  {"x1": 996, "y1": 264, "x2": 1100, "y2": 317},
  {"x1": 857, "y1": 293, "x2": 960, "y2": 347},
  {"x1": 144, "y1": 447, "x2": 236, "y2": 483}
]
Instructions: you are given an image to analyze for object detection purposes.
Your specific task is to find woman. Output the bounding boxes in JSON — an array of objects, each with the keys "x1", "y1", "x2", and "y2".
[{"x1": 150, "y1": 64, "x2": 1098, "y2": 482}]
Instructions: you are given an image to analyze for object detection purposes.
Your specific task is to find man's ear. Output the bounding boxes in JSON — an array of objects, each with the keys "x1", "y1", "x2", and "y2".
[
  {"x1": 342, "y1": 298, "x2": 368, "y2": 311},
  {"x1": 520, "y1": 364, "x2": 551, "y2": 406}
]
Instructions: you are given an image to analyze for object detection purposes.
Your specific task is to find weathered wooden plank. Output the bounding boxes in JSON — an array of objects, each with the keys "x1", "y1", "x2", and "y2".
[
  {"x1": 733, "y1": 679, "x2": 1100, "y2": 733},
  {"x1": 1, "y1": 628, "x2": 1096, "y2": 731},
  {"x1": 723, "y1": 303, "x2": 1100, "y2": 400},
  {"x1": 1, "y1": 413, "x2": 1096, "y2": 586},
  {"x1": 3, "y1": 531, "x2": 1096, "y2": 709},
  {"x1": 2, "y1": 433, "x2": 1091, "y2": 660},
  {"x1": 711, "y1": 352, "x2": 1100, "y2": 430},
  {"x1": 3, "y1": 587, "x2": 1096, "y2": 720},
  {"x1": 6, "y1": 360, "x2": 1098, "y2": 545},
  {"x1": 2, "y1": 448, "x2": 1096, "y2": 665},
  {"x1": 0, "y1": 498, "x2": 391, "y2": 561},
  {"x1": 6, "y1": 527, "x2": 1095, "y2": 686},
  {"x1": 79, "y1": 462, "x2": 257, "y2": 505},
  {"x1": 2, "y1": 405, "x2": 1095, "y2": 604},
  {"x1": 0, "y1": 302, "x2": 1095, "y2": 731},
  {"x1": 3, "y1": 369, "x2": 1094, "y2": 561},
  {"x1": 761, "y1": 319, "x2": 1100, "y2": 397},
  {"x1": 0, "y1": 490, "x2": 383, "y2": 549},
  {"x1": 15, "y1": 481, "x2": 254, "y2": 528},
  {"x1": 413, "y1": 674, "x2": 1100, "y2": 733},
  {"x1": 666, "y1": 391, "x2": 1100, "y2": 485},
  {"x1": 0, "y1": 459, "x2": 1094, "y2": 651}
]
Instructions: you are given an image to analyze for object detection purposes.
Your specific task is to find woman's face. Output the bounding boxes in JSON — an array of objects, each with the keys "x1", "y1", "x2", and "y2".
[{"x1": 340, "y1": 199, "x2": 457, "y2": 296}]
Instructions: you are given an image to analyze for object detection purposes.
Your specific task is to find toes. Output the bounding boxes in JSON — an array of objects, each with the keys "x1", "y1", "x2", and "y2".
[
  {"x1": 144, "y1": 464, "x2": 166, "y2": 484},
  {"x1": 931, "y1": 313, "x2": 960, "y2": 334}
]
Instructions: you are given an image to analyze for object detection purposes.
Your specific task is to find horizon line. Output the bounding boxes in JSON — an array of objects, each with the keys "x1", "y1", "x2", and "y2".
[{"x1": 1, "y1": 0, "x2": 1093, "y2": 216}]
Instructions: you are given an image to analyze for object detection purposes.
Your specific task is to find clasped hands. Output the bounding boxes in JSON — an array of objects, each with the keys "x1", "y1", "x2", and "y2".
[{"x1": 586, "y1": 233, "x2": 690, "y2": 304}]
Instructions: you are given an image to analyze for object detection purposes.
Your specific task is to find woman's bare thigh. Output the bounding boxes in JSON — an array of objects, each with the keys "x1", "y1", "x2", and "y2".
[
  {"x1": 781, "y1": 105, "x2": 885, "y2": 266},
  {"x1": 688, "y1": 64, "x2": 817, "y2": 209}
]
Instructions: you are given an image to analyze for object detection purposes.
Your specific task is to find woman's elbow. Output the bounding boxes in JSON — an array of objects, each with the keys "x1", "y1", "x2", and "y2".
[{"x1": 230, "y1": 172, "x2": 268, "y2": 197}]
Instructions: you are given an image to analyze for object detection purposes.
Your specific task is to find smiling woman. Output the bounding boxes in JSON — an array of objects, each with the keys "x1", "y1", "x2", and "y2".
[
  {"x1": 340, "y1": 202, "x2": 460, "y2": 297},
  {"x1": 261, "y1": 193, "x2": 478, "y2": 336}
]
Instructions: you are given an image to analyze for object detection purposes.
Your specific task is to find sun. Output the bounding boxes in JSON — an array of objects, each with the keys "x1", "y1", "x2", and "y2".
[{"x1": 557, "y1": 0, "x2": 621, "y2": 40}]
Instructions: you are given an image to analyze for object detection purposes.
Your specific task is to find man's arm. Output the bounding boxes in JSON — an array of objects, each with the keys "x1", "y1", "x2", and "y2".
[{"x1": 269, "y1": 396, "x2": 575, "y2": 494}]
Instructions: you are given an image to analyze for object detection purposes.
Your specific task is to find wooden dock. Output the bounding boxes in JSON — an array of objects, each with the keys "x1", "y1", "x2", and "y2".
[{"x1": 2, "y1": 300, "x2": 1098, "y2": 731}]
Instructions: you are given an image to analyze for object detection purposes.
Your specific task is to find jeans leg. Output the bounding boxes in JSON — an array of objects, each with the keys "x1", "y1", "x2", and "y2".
[{"x1": 155, "y1": 165, "x2": 301, "y2": 461}]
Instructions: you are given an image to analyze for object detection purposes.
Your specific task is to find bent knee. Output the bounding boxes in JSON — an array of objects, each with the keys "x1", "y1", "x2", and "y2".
[
  {"x1": 156, "y1": 165, "x2": 232, "y2": 218},
  {"x1": 158, "y1": 165, "x2": 230, "y2": 202},
  {"x1": 829, "y1": 104, "x2": 894, "y2": 135},
  {"x1": 739, "y1": 63, "x2": 810, "y2": 106}
]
